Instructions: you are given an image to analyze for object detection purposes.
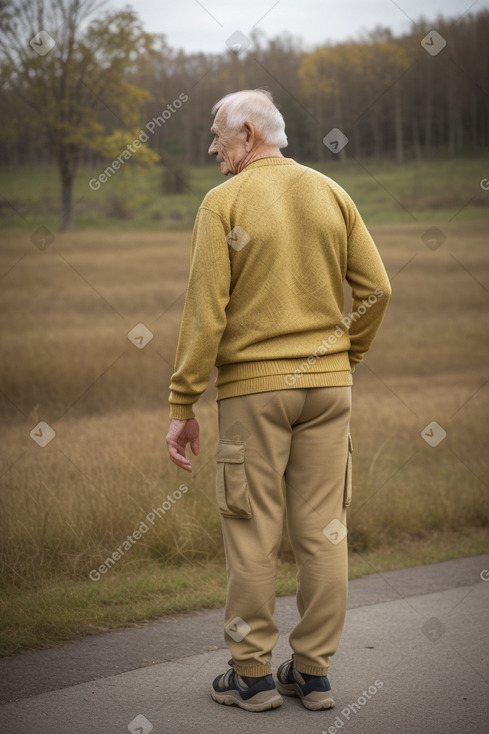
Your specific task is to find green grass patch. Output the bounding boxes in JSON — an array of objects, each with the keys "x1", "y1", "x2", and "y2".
[{"x1": 0, "y1": 156, "x2": 487, "y2": 232}]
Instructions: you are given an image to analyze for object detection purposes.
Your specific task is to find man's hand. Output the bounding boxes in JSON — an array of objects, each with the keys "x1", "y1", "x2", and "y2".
[{"x1": 166, "y1": 418, "x2": 200, "y2": 472}]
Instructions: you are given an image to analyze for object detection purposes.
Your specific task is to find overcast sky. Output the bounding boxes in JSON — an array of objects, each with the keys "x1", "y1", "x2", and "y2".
[{"x1": 109, "y1": 0, "x2": 488, "y2": 53}]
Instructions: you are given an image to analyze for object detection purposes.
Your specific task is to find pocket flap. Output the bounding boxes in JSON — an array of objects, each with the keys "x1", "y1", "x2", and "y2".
[{"x1": 216, "y1": 438, "x2": 245, "y2": 464}]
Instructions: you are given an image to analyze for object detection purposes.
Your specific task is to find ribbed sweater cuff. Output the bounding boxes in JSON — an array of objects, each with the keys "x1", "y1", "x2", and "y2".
[{"x1": 169, "y1": 404, "x2": 196, "y2": 420}]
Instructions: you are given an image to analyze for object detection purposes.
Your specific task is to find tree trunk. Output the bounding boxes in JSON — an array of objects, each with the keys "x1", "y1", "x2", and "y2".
[
  {"x1": 412, "y1": 114, "x2": 422, "y2": 160},
  {"x1": 447, "y1": 69, "x2": 456, "y2": 157},
  {"x1": 370, "y1": 112, "x2": 382, "y2": 157},
  {"x1": 353, "y1": 122, "x2": 361, "y2": 158},
  {"x1": 471, "y1": 94, "x2": 477, "y2": 151},
  {"x1": 59, "y1": 156, "x2": 75, "y2": 231},
  {"x1": 316, "y1": 95, "x2": 323, "y2": 162},
  {"x1": 394, "y1": 83, "x2": 403, "y2": 162},
  {"x1": 424, "y1": 73, "x2": 432, "y2": 152},
  {"x1": 335, "y1": 94, "x2": 347, "y2": 162}
]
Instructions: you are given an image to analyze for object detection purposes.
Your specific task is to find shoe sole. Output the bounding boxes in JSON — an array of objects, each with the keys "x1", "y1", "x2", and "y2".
[
  {"x1": 276, "y1": 680, "x2": 335, "y2": 711},
  {"x1": 210, "y1": 685, "x2": 283, "y2": 712}
]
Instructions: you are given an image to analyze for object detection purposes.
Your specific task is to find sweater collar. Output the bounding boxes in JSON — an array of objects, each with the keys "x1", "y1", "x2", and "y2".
[{"x1": 241, "y1": 156, "x2": 296, "y2": 171}]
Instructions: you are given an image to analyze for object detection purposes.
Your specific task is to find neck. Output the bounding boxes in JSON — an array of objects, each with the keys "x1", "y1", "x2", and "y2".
[{"x1": 237, "y1": 145, "x2": 283, "y2": 173}]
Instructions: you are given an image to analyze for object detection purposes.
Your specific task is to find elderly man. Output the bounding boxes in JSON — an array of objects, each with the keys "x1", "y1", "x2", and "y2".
[{"x1": 166, "y1": 89, "x2": 391, "y2": 713}]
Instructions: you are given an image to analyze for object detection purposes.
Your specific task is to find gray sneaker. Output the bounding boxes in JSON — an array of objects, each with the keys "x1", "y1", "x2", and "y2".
[
  {"x1": 211, "y1": 659, "x2": 283, "y2": 712},
  {"x1": 276, "y1": 657, "x2": 335, "y2": 710}
]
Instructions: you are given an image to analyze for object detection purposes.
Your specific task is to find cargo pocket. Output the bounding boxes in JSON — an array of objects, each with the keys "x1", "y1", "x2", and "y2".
[
  {"x1": 343, "y1": 432, "x2": 353, "y2": 507},
  {"x1": 215, "y1": 439, "x2": 252, "y2": 519}
]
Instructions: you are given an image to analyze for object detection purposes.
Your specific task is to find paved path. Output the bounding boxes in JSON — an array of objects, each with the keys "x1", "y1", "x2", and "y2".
[{"x1": 1, "y1": 555, "x2": 488, "y2": 733}]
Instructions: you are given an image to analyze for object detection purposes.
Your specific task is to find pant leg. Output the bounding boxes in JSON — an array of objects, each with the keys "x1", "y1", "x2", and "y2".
[
  {"x1": 284, "y1": 386, "x2": 352, "y2": 677},
  {"x1": 217, "y1": 389, "x2": 306, "y2": 677}
]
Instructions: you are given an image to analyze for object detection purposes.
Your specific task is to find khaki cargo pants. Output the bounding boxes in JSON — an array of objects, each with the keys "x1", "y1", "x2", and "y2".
[{"x1": 216, "y1": 385, "x2": 352, "y2": 678}]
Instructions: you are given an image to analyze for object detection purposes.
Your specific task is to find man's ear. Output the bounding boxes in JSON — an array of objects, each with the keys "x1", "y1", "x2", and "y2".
[{"x1": 243, "y1": 121, "x2": 255, "y2": 151}]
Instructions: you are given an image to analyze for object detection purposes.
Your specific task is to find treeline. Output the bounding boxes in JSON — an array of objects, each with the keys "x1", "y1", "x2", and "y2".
[{"x1": 1, "y1": 8, "x2": 488, "y2": 168}]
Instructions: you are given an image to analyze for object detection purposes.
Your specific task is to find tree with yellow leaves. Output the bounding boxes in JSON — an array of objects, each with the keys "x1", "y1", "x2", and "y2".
[
  {"x1": 299, "y1": 39, "x2": 411, "y2": 160},
  {"x1": 0, "y1": 0, "x2": 158, "y2": 229}
]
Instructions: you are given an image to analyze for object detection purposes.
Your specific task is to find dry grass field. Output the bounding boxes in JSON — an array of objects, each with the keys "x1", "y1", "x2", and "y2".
[{"x1": 0, "y1": 220, "x2": 488, "y2": 652}]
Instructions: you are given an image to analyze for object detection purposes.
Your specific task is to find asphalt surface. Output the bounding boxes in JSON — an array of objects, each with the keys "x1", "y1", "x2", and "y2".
[{"x1": 1, "y1": 555, "x2": 488, "y2": 733}]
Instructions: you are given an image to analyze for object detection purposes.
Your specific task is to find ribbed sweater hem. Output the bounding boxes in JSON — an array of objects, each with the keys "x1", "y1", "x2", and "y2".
[
  {"x1": 168, "y1": 369, "x2": 353, "y2": 418},
  {"x1": 169, "y1": 354, "x2": 353, "y2": 418},
  {"x1": 215, "y1": 351, "x2": 351, "y2": 387},
  {"x1": 216, "y1": 369, "x2": 352, "y2": 400},
  {"x1": 218, "y1": 351, "x2": 349, "y2": 380}
]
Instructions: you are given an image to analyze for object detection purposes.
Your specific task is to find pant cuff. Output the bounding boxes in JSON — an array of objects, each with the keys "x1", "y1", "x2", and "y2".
[
  {"x1": 233, "y1": 662, "x2": 272, "y2": 677},
  {"x1": 293, "y1": 655, "x2": 329, "y2": 677}
]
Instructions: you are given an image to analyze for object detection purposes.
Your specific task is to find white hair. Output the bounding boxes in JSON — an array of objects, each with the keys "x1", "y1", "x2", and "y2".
[{"x1": 211, "y1": 89, "x2": 288, "y2": 148}]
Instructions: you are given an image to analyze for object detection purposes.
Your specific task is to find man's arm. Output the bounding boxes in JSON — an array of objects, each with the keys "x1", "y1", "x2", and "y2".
[
  {"x1": 345, "y1": 202, "x2": 392, "y2": 368},
  {"x1": 168, "y1": 206, "x2": 231, "y2": 419}
]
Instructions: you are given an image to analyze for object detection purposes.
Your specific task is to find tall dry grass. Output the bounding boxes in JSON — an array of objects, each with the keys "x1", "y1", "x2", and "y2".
[{"x1": 0, "y1": 223, "x2": 488, "y2": 587}]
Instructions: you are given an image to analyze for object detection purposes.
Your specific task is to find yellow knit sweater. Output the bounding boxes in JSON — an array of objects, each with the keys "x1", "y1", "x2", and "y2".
[{"x1": 169, "y1": 157, "x2": 391, "y2": 419}]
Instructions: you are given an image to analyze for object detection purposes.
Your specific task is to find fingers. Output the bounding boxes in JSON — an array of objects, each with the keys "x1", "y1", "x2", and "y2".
[
  {"x1": 166, "y1": 418, "x2": 200, "y2": 472},
  {"x1": 167, "y1": 442, "x2": 193, "y2": 472},
  {"x1": 169, "y1": 453, "x2": 193, "y2": 472}
]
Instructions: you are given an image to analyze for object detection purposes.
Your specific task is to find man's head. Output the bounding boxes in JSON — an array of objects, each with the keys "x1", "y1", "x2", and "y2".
[{"x1": 208, "y1": 89, "x2": 288, "y2": 176}]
